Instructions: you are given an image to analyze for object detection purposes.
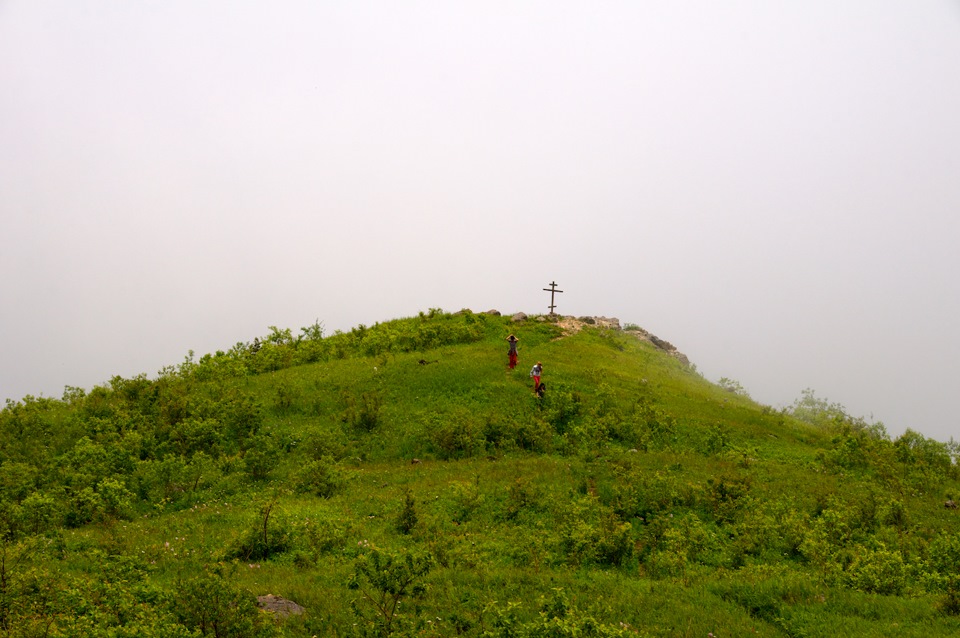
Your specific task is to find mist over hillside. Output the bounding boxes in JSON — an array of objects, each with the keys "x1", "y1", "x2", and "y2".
[{"x1": 4, "y1": 2, "x2": 960, "y2": 447}]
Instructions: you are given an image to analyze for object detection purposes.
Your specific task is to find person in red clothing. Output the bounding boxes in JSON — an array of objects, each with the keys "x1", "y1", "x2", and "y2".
[
  {"x1": 506, "y1": 334, "x2": 519, "y2": 369},
  {"x1": 529, "y1": 361, "x2": 542, "y2": 394}
]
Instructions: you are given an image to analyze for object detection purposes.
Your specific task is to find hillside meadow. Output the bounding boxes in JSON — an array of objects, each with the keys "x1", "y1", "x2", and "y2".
[{"x1": 2, "y1": 309, "x2": 959, "y2": 637}]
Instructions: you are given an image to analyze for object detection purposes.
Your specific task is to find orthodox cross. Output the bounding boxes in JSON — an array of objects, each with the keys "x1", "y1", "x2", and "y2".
[{"x1": 543, "y1": 281, "x2": 564, "y2": 315}]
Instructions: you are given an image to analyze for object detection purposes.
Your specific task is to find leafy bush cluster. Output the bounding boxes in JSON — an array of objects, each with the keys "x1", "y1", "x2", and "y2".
[
  {"x1": 0, "y1": 547, "x2": 279, "y2": 638},
  {"x1": 0, "y1": 378, "x2": 274, "y2": 537},
  {"x1": 185, "y1": 310, "x2": 491, "y2": 382}
]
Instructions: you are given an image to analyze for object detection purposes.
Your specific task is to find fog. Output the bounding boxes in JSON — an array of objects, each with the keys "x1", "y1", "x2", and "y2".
[{"x1": 2, "y1": 1, "x2": 959, "y2": 442}]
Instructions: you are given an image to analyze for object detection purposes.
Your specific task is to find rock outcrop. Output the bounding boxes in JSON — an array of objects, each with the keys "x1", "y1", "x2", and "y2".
[{"x1": 257, "y1": 594, "x2": 305, "y2": 617}]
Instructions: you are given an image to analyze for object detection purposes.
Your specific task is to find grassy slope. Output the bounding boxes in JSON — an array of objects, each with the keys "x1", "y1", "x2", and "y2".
[{"x1": 5, "y1": 311, "x2": 960, "y2": 637}]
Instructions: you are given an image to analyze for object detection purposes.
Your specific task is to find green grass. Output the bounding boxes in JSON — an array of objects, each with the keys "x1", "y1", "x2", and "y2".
[{"x1": 2, "y1": 309, "x2": 959, "y2": 637}]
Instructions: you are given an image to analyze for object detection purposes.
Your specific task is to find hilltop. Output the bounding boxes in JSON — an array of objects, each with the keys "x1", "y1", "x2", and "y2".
[{"x1": 1, "y1": 309, "x2": 959, "y2": 637}]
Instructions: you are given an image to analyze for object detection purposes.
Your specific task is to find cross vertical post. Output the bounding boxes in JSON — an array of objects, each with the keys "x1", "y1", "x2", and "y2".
[{"x1": 543, "y1": 281, "x2": 564, "y2": 315}]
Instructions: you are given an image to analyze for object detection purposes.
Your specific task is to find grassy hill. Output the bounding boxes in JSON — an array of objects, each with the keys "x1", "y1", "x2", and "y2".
[{"x1": 2, "y1": 309, "x2": 959, "y2": 637}]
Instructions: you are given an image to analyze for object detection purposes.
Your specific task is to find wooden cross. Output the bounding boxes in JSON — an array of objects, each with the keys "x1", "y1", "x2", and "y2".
[{"x1": 543, "y1": 281, "x2": 564, "y2": 315}]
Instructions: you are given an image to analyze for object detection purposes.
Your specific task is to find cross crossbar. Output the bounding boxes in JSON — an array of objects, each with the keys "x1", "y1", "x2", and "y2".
[{"x1": 542, "y1": 281, "x2": 564, "y2": 315}]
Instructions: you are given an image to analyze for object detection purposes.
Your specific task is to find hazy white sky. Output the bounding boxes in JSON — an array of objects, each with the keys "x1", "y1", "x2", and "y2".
[{"x1": 2, "y1": 1, "x2": 959, "y2": 442}]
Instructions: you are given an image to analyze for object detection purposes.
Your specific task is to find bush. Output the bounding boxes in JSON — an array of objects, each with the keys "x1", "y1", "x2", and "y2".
[
  {"x1": 484, "y1": 589, "x2": 635, "y2": 637},
  {"x1": 788, "y1": 388, "x2": 851, "y2": 428},
  {"x1": 301, "y1": 516, "x2": 351, "y2": 557},
  {"x1": 845, "y1": 541, "x2": 906, "y2": 595},
  {"x1": 701, "y1": 423, "x2": 729, "y2": 455},
  {"x1": 348, "y1": 546, "x2": 433, "y2": 637},
  {"x1": 927, "y1": 533, "x2": 960, "y2": 578},
  {"x1": 96, "y1": 477, "x2": 135, "y2": 520},
  {"x1": 643, "y1": 513, "x2": 717, "y2": 578},
  {"x1": 171, "y1": 417, "x2": 223, "y2": 457},
  {"x1": 941, "y1": 576, "x2": 960, "y2": 616},
  {"x1": 272, "y1": 383, "x2": 303, "y2": 415},
  {"x1": 541, "y1": 387, "x2": 582, "y2": 435},
  {"x1": 628, "y1": 397, "x2": 676, "y2": 451},
  {"x1": 707, "y1": 475, "x2": 751, "y2": 524},
  {"x1": 305, "y1": 427, "x2": 352, "y2": 460},
  {"x1": 222, "y1": 498, "x2": 294, "y2": 561},
  {"x1": 295, "y1": 456, "x2": 346, "y2": 498},
  {"x1": 19, "y1": 491, "x2": 62, "y2": 535},
  {"x1": 173, "y1": 570, "x2": 277, "y2": 638},
  {"x1": 427, "y1": 411, "x2": 484, "y2": 460},
  {"x1": 645, "y1": 526, "x2": 690, "y2": 578},
  {"x1": 503, "y1": 417, "x2": 553, "y2": 453},
  {"x1": 242, "y1": 435, "x2": 279, "y2": 482},
  {"x1": 502, "y1": 477, "x2": 541, "y2": 522},
  {"x1": 446, "y1": 479, "x2": 485, "y2": 524},
  {"x1": 342, "y1": 391, "x2": 384, "y2": 432},
  {"x1": 0, "y1": 462, "x2": 38, "y2": 503},
  {"x1": 218, "y1": 393, "x2": 264, "y2": 449},
  {"x1": 556, "y1": 500, "x2": 634, "y2": 568},
  {"x1": 395, "y1": 490, "x2": 419, "y2": 534},
  {"x1": 717, "y1": 377, "x2": 750, "y2": 397}
]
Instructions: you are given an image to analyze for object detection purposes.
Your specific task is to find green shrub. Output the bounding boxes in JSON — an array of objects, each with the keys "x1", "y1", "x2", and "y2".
[
  {"x1": 218, "y1": 393, "x2": 264, "y2": 449},
  {"x1": 629, "y1": 397, "x2": 676, "y2": 451},
  {"x1": 301, "y1": 515, "x2": 351, "y2": 557},
  {"x1": 643, "y1": 513, "x2": 717, "y2": 578},
  {"x1": 0, "y1": 462, "x2": 38, "y2": 503},
  {"x1": 502, "y1": 476, "x2": 541, "y2": 522},
  {"x1": 508, "y1": 417, "x2": 553, "y2": 452},
  {"x1": 173, "y1": 570, "x2": 277, "y2": 638},
  {"x1": 788, "y1": 388, "x2": 851, "y2": 427},
  {"x1": 247, "y1": 342, "x2": 294, "y2": 374},
  {"x1": 608, "y1": 467, "x2": 691, "y2": 522},
  {"x1": 342, "y1": 391, "x2": 384, "y2": 432},
  {"x1": 541, "y1": 387, "x2": 582, "y2": 434},
  {"x1": 138, "y1": 454, "x2": 189, "y2": 502},
  {"x1": 305, "y1": 427, "x2": 353, "y2": 460},
  {"x1": 941, "y1": 576, "x2": 960, "y2": 616},
  {"x1": 295, "y1": 456, "x2": 346, "y2": 498},
  {"x1": 427, "y1": 411, "x2": 484, "y2": 460},
  {"x1": 63, "y1": 478, "x2": 134, "y2": 527},
  {"x1": 272, "y1": 383, "x2": 303, "y2": 414},
  {"x1": 395, "y1": 490, "x2": 419, "y2": 534},
  {"x1": 701, "y1": 423, "x2": 730, "y2": 455},
  {"x1": 717, "y1": 377, "x2": 750, "y2": 397},
  {"x1": 19, "y1": 491, "x2": 62, "y2": 535},
  {"x1": 845, "y1": 541, "x2": 906, "y2": 595},
  {"x1": 927, "y1": 533, "x2": 960, "y2": 578},
  {"x1": 348, "y1": 546, "x2": 433, "y2": 637},
  {"x1": 241, "y1": 435, "x2": 279, "y2": 481},
  {"x1": 222, "y1": 498, "x2": 293, "y2": 561},
  {"x1": 707, "y1": 474, "x2": 752, "y2": 524},
  {"x1": 482, "y1": 413, "x2": 535, "y2": 452},
  {"x1": 483, "y1": 588, "x2": 635, "y2": 637},
  {"x1": 555, "y1": 498, "x2": 634, "y2": 568},
  {"x1": 96, "y1": 477, "x2": 135, "y2": 520},
  {"x1": 171, "y1": 417, "x2": 223, "y2": 456},
  {"x1": 447, "y1": 479, "x2": 485, "y2": 524}
]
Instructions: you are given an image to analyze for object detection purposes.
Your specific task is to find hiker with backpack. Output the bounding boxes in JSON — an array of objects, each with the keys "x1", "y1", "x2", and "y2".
[{"x1": 529, "y1": 361, "x2": 543, "y2": 395}]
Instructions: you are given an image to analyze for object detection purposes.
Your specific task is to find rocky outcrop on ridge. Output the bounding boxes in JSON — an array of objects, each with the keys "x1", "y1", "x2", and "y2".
[{"x1": 552, "y1": 314, "x2": 691, "y2": 367}]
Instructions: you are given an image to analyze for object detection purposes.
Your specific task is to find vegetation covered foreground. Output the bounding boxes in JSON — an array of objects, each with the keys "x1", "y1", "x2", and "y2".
[{"x1": 2, "y1": 309, "x2": 959, "y2": 637}]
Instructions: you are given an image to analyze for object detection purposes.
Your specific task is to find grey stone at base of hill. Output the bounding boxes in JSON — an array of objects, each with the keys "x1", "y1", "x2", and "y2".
[{"x1": 257, "y1": 594, "x2": 305, "y2": 617}]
